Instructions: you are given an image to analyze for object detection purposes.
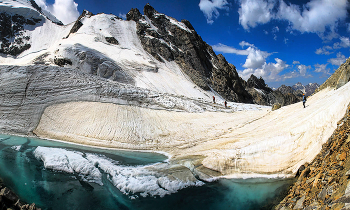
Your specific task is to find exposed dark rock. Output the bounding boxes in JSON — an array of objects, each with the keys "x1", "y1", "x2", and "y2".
[
  {"x1": 0, "y1": 182, "x2": 41, "y2": 210},
  {"x1": 272, "y1": 103, "x2": 281, "y2": 111},
  {"x1": 54, "y1": 57, "x2": 72, "y2": 66},
  {"x1": 127, "y1": 4, "x2": 252, "y2": 103},
  {"x1": 0, "y1": 12, "x2": 41, "y2": 56},
  {"x1": 242, "y1": 74, "x2": 302, "y2": 106},
  {"x1": 126, "y1": 8, "x2": 142, "y2": 21},
  {"x1": 66, "y1": 10, "x2": 93, "y2": 38},
  {"x1": 247, "y1": 74, "x2": 272, "y2": 92},
  {"x1": 316, "y1": 57, "x2": 350, "y2": 92},
  {"x1": 105, "y1": 37, "x2": 119, "y2": 45}
]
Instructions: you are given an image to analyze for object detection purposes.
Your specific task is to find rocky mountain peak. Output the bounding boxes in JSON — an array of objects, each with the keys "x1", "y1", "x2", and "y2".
[
  {"x1": 317, "y1": 57, "x2": 350, "y2": 92},
  {"x1": 247, "y1": 74, "x2": 272, "y2": 92},
  {"x1": 143, "y1": 3, "x2": 158, "y2": 19},
  {"x1": 181, "y1": 19, "x2": 195, "y2": 31},
  {"x1": 126, "y1": 8, "x2": 142, "y2": 21},
  {"x1": 125, "y1": 4, "x2": 252, "y2": 102}
]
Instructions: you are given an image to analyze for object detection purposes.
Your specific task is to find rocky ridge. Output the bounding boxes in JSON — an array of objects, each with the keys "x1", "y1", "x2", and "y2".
[
  {"x1": 243, "y1": 74, "x2": 303, "y2": 106},
  {"x1": 317, "y1": 57, "x2": 350, "y2": 93},
  {"x1": 126, "y1": 4, "x2": 252, "y2": 103},
  {"x1": 0, "y1": 0, "x2": 62, "y2": 56}
]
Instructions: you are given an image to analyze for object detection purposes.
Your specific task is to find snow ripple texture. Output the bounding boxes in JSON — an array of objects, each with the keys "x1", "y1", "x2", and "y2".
[{"x1": 33, "y1": 146, "x2": 203, "y2": 198}]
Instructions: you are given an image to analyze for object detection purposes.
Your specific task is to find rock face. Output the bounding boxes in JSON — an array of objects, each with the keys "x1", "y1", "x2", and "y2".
[
  {"x1": 126, "y1": 4, "x2": 252, "y2": 103},
  {"x1": 0, "y1": 0, "x2": 63, "y2": 56},
  {"x1": 243, "y1": 74, "x2": 302, "y2": 106},
  {"x1": 0, "y1": 12, "x2": 39, "y2": 55},
  {"x1": 317, "y1": 57, "x2": 350, "y2": 92},
  {"x1": 66, "y1": 10, "x2": 93, "y2": 37}
]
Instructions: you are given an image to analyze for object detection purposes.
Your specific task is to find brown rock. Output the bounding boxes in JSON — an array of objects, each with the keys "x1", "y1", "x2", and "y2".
[{"x1": 339, "y1": 152, "x2": 347, "y2": 161}]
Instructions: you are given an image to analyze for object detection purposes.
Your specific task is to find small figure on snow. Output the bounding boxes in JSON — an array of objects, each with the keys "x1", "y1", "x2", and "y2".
[
  {"x1": 224, "y1": 101, "x2": 227, "y2": 108},
  {"x1": 302, "y1": 93, "x2": 307, "y2": 108},
  {"x1": 213, "y1": 96, "x2": 215, "y2": 104}
]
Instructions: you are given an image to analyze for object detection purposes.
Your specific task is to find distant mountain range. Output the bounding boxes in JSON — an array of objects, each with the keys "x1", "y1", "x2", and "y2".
[{"x1": 292, "y1": 82, "x2": 320, "y2": 97}]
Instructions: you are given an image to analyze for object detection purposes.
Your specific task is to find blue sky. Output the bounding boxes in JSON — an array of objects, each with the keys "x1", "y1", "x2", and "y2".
[{"x1": 37, "y1": 0, "x2": 350, "y2": 88}]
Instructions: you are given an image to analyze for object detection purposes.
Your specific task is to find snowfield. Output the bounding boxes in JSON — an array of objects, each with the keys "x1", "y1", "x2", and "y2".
[{"x1": 34, "y1": 82, "x2": 350, "y2": 176}]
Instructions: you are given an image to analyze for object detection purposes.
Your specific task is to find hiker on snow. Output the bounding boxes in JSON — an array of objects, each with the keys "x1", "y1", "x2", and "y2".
[
  {"x1": 302, "y1": 93, "x2": 306, "y2": 108},
  {"x1": 213, "y1": 96, "x2": 215, "y2": 104}
]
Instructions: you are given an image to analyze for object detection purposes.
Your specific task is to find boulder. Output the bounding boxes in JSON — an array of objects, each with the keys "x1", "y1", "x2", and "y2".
[{"x1": 272, "y1": 103, "x2": 281, "y2": 111}]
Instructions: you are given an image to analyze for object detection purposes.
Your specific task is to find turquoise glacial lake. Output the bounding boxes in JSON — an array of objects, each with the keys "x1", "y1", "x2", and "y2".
[{"x1": 0, "y1": 134, "x2": 294, "y2": 210}]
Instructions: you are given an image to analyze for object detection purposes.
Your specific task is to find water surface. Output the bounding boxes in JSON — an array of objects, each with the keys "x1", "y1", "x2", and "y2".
[{"x1": 0, "y1": 134, "x2": 294, "y2": 210}]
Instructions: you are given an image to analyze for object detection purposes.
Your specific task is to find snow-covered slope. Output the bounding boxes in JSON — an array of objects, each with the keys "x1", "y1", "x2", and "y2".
[
  {"x1": 34, "y1": 81, "x2": 350, "y2": 176},
  {"x1": 0, "y1": 4, "x2": 214, "y2": 100},
  {"x1": 0, "y1": 0, "x2": 61, "y2": 23}
]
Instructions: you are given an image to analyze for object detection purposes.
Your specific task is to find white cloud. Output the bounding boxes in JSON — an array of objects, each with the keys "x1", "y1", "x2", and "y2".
[
  {"x1": 284, "y1": 38, "x2": 288, "y2": 44},
  {"x1": 239, "y1": 41, "x2": 254, "y2": 48},
  {"x1": 119, "y1": 13, "x2": 127, "y2": 20},
  {"x1": 236, "y1": 0, "x2": 348, "y2": 39},
  {"x1": 314, "y1": 63, "x2": 330, "y2": 75},
  {"x1": 199, "y1": 0, "x2": 229, "y2": 24},
  {"x1": 328, "y1": 52, "x2": 346, "y2": 66},
  {"x1": 238, "y1": 0, "x2": 276, "y2": 30},
  {"x1": 212, "y1": 43, "x2": 249, "y2": 55},
  {"x1": 212, "y1": 42, "x2": 271, "y2": 69},
  {"x1": 243, "y1": 46, "x2": 270, "y2": 69},
  {"x1": 35, "y1": 0, "x2": 79, "y2": 24},
  {"x1": 238, "y1": 58, "x2": 289, "y2": 81},
  {"x1": 277, "y1": 0, "x2": 347, "y2": 35},
  {"x1": 297, "y1": 64, "x2": 311, "y2": 77},
  {"x1": 339, "y1": 37, "x2": 350, "y2": 48},
  {"x1": 215, "y1": 41, "x2": 313, "y2": 82},
  {"x1": 272, "y1": 26, "x2": 279, "y2": 33},
  {"x1": 315, "y1": 45, "x2": 333, "y2": 55}
]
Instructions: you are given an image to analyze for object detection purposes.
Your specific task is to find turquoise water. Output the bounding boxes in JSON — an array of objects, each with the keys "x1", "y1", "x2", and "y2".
[{"x1": 0, "y1": 134, "x2": 294, "y2": 210}]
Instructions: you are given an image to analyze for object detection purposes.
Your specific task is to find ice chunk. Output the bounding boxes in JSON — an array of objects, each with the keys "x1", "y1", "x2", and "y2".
[
  {"x1": 33, "y1": 147, "x2": 102, "y2": 185},
  {"x1": 33, "y1": 147, "x2": 204, "y2": 198}
]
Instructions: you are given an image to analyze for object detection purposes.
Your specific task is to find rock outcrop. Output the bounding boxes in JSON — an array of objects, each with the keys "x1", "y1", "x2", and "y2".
[
  {"x1": 243, "y1": 74, "x2": 302, "y2": 106},
  {"x1": 317, "y1": 57, "x2": 350, "y2": 92},
  {"x1": 0, "y1": 12, "x2": 39, "y2": 55},
  {"x1": 126, "y1": 4, "x2": 252, "y2": 103},
  {"x1": 0, "y1": 180, "x2": 40, "y2": 210}
]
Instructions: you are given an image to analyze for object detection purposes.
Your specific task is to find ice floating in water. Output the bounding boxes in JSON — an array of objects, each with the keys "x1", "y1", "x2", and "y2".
[
  {"x1": 33, "y1": 147, "x2": 103, "y2": 185},
  {"x1": 33, "y1": 147, "x2": 203, "y2": 198},
  {"x1": 11, "y1": 145, "x2": 21, "y2": 151}
]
